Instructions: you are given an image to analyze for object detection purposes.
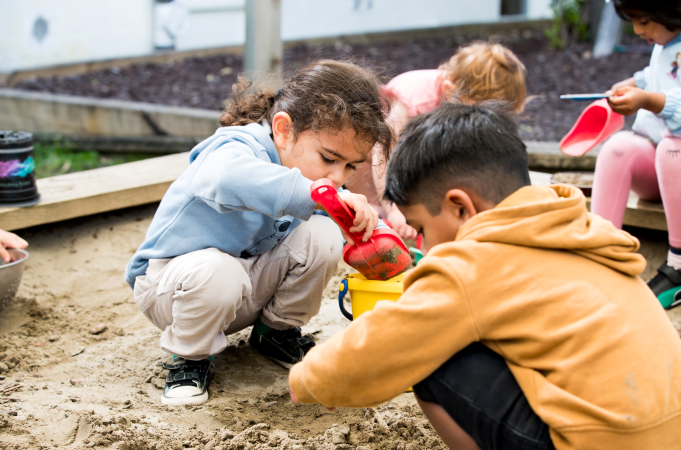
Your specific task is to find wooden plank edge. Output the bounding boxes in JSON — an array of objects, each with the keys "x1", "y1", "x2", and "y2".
[{"x1": 0, "y1": 182, "x2": 172, "y2": 231}]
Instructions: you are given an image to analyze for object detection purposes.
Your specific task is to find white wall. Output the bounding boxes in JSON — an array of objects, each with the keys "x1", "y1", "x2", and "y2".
[
  {"x1": 0, "y1": 0, "x2": 154, "y2": 73},
  {"x1": 162, "y1": 0, "x2": 246, "y2": 51},
  {"x1": 0, "y1": 0, "x2": 553, "y2": 73},
  {"x1": 281, "y1": 0, "x2": 502, "y2": 41},
  {"x1": 525, "y1": 0, "x2": 553, "y2": 19}
]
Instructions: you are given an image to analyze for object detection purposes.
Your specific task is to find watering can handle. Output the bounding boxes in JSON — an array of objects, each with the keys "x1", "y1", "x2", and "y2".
[
  {"x1": 310, "y1": 179, "x2": 365, "y2": 245},
  {"x1": 338, "y1": 278, "x2": 353, "y2": 321}
]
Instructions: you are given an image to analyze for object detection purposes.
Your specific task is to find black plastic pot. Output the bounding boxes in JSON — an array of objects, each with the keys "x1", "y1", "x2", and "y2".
[{"x1": 0, "y1": 131, "x2": 40, "y2": 207}]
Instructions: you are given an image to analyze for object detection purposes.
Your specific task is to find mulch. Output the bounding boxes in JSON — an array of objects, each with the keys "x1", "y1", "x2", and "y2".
[{"x1": 15, "y1": 29, "x2": 653, "y2": 142}]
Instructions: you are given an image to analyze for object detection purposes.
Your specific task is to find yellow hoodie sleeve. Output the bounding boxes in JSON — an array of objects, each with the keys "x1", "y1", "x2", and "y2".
[{"x1": 289, "y1": 262, "x2": 480, "y2": 408}]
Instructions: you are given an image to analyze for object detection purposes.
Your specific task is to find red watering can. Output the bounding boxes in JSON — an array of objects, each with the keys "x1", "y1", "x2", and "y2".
[{"x1": 310, "y1": 179, "x2": 411, "y2": 281}]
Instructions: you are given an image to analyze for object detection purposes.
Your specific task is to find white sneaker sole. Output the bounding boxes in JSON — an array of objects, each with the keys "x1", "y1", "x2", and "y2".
[
  {"x1": 267, "y1": 357, "x2": 294, "y2": 370},
  {"x1": 161, "y1": 391, "x2": 208, "y2": 407}
]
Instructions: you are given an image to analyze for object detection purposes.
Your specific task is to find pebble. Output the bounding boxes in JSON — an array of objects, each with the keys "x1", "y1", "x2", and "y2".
[
  {"x1": 265, "y1": 401, "x2": 277, "y2": 407},
  {"x1": 88, "y1": 324, "x2": 107, "y2": 335},
  {"x1": 71, "y1": 348, "x2": 85, "y2": 357},
  {"x1": 48, "y1": 334, "x2": 60, "y2": 342},
  {"x1": 5, "y1": 411, "x2": 17, "y2": 416},
  {"x1": 70, "y1": 379, "x2": 83, "y2": 386}
]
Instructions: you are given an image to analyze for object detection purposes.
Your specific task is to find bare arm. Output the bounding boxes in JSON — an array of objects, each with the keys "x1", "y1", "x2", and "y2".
[
  {"x1": 608, "y1": 86, "x2": 665, "y2": 116},
  {"x1": 372, "y1": 99, "x2": 409, "y2": 199},
  {"x1": 371, "y1": 100, "x2": 418, "y2": 239}
]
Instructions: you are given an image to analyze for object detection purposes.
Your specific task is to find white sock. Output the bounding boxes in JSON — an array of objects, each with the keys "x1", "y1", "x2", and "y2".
[{"x1": 668, "y1": 250, "x2": 681, "y2": 271}]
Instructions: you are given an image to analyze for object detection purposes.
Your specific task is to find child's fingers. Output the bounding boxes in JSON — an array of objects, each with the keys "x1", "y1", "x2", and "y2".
[
  {"x1": 0, "y1": 246, "x2": 11, "y2": 263},
  {"x1": 323, "y1": 405, "x2": 337, "y2": 412},
  {"x1": 361, "y1": 208, "x2": 379, "y2": 243},
  {"x1": 0, "y1": 230, "x2": 28, "y2": 250},
  {"x1": 340, "y1": 229, "x2": 355, "y2": 246}
]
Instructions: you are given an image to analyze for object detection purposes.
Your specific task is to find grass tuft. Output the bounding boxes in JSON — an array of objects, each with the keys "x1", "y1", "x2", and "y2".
[{"x1": 33, "y1": 141, "x2": 151, "y2": 179}]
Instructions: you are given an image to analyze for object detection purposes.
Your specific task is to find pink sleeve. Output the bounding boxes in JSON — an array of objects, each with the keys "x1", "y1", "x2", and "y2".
[{"x1": 383, "y1": 70, "x2": 444, "y2": 117}]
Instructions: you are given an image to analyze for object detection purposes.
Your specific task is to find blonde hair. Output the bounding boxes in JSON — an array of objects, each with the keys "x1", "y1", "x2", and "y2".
[{"x1": 439, "y1": 42, "x2": 526, "y2": 111}]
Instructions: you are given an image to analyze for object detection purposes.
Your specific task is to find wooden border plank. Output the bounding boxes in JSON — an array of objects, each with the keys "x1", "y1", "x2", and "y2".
[
  {"x1": 0, "y1": 166, "x2": 667, "y2": 232},
  {"x1": 0, "y1": 152, "x2": 189, "y2": 231}
]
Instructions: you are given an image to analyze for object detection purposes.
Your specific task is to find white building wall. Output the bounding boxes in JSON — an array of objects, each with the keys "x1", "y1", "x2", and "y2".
[
  {"x1": 281, "y1": 0, "x2": 502, "y2": 41},
  {"x1": 525, "y1": 0, "x2": 553, "y2": 19},
  {"x1": 0, "y1": 0, "x2": 552, "y2": 73},
  {"x1": 0, "y1": 0, "x2": 154, "y2": 73}
]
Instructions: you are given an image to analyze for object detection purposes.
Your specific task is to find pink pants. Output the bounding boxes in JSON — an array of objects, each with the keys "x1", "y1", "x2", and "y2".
[{"x1": 591, "y1": 131, "x2": 681, "y2": 248}]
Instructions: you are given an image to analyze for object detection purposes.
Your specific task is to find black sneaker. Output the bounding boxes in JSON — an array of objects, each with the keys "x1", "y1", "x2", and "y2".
[
  {"x1": 249, "y1": 326, "x2": 315, "y2": 369},
  {"x1": 647, "y1": 262, "x2": 681, "y2": 310},
  {"x1": 160, "y1": 358, "x2": 212, "y2": 406}
]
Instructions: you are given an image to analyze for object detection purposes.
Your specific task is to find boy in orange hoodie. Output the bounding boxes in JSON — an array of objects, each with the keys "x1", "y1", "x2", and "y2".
[{"x1": 289, "y1": 103, "x2": 681, "y2": 450}]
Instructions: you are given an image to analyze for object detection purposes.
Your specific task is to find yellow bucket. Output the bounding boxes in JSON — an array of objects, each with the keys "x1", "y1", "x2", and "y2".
[{"x1": 338, "y1": 273, "x2": 404, "y2": 320}]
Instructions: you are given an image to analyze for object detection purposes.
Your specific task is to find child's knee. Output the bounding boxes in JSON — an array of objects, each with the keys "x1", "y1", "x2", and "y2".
[
  {"x1": 656, "y1": 138, "x2": 681, "y2": 169},
  {"x1": 600, "y1": 131, "x2": 642, "y2": 157},
  {"x1": 292, "y1": 215, "x2": 343, "y2": 265},
  {"x1": 173, "y1": 249, "x2": 250, "y2": 306}
]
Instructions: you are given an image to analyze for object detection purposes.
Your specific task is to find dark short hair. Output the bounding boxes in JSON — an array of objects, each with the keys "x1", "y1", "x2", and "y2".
[
  {"x1": 613, "y1": 0, "x2": 681, "y2": 32},
  {"x1": 383, "y1": 102, "x2": 530, "y2": 214}
]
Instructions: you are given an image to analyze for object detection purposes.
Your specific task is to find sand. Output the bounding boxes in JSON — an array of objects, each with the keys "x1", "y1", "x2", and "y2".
[
  {"x1": 0, "y1": 204, "x2": 679, "y2": 449},
  {"x1": 0, "y1": 205, "x2": 446, "y2": 450}
]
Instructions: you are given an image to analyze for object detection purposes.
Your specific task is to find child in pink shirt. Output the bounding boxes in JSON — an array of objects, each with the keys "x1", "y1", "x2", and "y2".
[{"x1": 346, "y1": 42, "x2": 527, "y2": 239}]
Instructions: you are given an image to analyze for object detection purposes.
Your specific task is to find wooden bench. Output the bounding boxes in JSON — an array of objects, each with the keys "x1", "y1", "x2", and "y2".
[
  {"x1": 0, "y1": 152, "x2": 190, "y2": 231},
  {"x1": 529, "y1": 172, "x2": 667, "y2": 231},
  {"x1": 0, "y1": 161, "x2": 667, "y2": 232}
]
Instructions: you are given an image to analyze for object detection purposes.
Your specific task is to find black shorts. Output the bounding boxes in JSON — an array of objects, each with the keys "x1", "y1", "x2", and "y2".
[{"x1": 413, "y1": 342, "x2": 556, "y2": 450}]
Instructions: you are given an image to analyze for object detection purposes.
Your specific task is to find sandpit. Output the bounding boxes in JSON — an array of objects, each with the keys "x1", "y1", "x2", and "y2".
[{"x1": 0, "y1": 205, "x2": 446, "y2": 450}]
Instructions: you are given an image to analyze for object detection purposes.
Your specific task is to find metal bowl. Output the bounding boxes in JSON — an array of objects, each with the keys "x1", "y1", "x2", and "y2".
[
  {"x1": 0, "y1": 249, "x2": 28, "y2": 314},
  {"x1": 550, "y1": 171, "x2": 594, "y2": 197}
]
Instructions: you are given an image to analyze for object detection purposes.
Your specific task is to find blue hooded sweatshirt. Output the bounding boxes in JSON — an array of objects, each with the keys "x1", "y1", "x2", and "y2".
[{"x1": 125, "y1": 123, "x2": 328, "y2": 288}]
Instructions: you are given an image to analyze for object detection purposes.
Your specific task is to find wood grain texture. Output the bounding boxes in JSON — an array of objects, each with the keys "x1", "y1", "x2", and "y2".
[
  {"x1": 0, "y1": 152, "x2": 190, "y2": 231},
  {"x1": 0, "y1": 166, "x2": 666, "y2": 232}
]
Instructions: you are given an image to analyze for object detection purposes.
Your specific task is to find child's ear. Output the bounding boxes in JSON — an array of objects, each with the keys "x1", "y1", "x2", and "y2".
[
  {"x1": 272, "y1": 112, "x2": 293, "y2": 149},
  {"x1": 444, "y1": 189, "x2": 478, "y2": 222}
]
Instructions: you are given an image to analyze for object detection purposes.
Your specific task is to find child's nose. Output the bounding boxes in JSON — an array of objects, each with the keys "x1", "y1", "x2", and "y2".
[{"x1": 326, "y1": 168, "x2": 345, "y2": 189}]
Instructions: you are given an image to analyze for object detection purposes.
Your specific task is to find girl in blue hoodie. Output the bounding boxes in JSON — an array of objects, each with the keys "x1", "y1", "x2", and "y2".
[{"x1": 125, "y1": 60, "x2": 393, "y2": 406}]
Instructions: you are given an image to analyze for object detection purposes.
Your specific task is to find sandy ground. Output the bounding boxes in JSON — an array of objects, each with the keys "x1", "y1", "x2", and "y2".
[
  {"x1": 0, "y1": 205, "x2": 446, "y2": 450},
  {"x1": 0, "y1": 205, "x2": 679, "y2": 450}
]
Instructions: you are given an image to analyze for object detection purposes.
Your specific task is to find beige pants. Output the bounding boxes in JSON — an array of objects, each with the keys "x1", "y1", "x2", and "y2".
[{"x1": 133, "y1": 215, "x2": 342, "y2": 360}]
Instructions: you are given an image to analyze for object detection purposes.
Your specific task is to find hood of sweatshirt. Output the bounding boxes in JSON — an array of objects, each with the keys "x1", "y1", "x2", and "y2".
[{"x1": 455, "y1": 184, "x2": 646, "y2": 276}]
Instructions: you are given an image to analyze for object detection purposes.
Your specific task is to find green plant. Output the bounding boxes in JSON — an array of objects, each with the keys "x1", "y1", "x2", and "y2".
[
  {"x1": 32, "y1": 140, "x2": 150, "y2": 179},
  {"x1": 545, "y1": 0, "x2": 589, "y2": 49}
]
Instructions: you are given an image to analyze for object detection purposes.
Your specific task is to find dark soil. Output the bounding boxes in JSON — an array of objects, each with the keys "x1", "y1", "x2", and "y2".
[{"x1": 15, "y1": 29, "x2": 653, "y2": 141}]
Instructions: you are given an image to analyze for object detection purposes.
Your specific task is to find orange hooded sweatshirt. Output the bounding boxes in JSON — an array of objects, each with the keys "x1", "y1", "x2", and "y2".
[{"x1": 290, "y1": 185, "x2": 681, "y2": 450}]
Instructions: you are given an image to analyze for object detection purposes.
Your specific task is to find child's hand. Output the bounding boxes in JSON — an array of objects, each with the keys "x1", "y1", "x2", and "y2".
[
  {"x1": 607, "y1": 86, "x2": 665, "y2": 116},
  {"x1": 0, "y1": 229, "x2": 28, "y2": 263},
  {"x1": 610, "y1": 77, "x2": 636, "y2": 92},
  {"x1": 387, "y1": 208, "x2": 418, "y2": 240},
  {"x1": 290, "y1": 385, "x2": 336, "y2": 412},
  {"x1": 337, "y1": 192, "x2": 379, "y2": 245}
]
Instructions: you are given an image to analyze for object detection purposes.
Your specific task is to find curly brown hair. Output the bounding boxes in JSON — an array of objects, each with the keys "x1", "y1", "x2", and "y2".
[{"x1": 220, "y1": 60, "x2": 393, "y2": 161}]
